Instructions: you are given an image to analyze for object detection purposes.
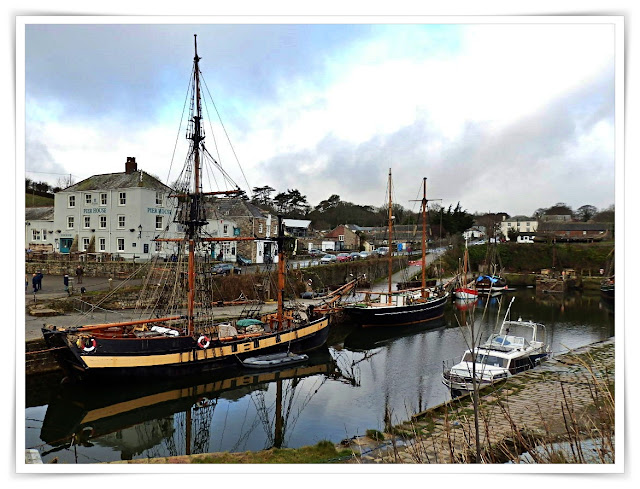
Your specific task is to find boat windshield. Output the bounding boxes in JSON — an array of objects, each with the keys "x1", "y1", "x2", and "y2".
[{"x1": 463, "y1": 352, "x2": 508, "y2": 368}]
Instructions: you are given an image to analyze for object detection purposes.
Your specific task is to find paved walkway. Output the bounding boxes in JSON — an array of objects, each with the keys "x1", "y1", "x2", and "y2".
[{"x1": 350, "y1": 338, "x2": 615, "y2": 464}]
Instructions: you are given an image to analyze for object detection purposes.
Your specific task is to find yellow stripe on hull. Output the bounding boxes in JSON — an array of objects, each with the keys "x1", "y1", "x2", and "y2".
[{"x1": 82, "y1": 318, "x2": 329, "y2": 369}]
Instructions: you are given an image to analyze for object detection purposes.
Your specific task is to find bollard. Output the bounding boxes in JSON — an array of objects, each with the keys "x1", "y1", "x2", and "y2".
[{"x1": 109, "y1": 277, "x2": 113, "y2": 291}]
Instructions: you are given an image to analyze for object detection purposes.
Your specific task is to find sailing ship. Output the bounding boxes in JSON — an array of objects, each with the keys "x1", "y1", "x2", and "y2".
[
  {"x1": 343, "y1": 171, "x2": 448, "y2": 328},
  {"x1": 41, "y1": 36, "x2": 330, "y2": 379},
  {"x1": 454, "y1": 238, "x2": 478, "y2": 301}
]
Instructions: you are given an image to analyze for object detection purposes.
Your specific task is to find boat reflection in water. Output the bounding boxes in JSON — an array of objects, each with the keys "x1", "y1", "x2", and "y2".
[
  {"x1": 38, "y1": 349, "x2": 341, "y2": 462},
  {"x1": 343, "y1": 316, "x2": 446, "y2": 352}
]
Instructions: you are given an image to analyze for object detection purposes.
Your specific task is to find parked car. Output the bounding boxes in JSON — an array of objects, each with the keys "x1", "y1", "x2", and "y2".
[
  {"x1": 374, "y1": 247, "x2": 389, "y2": 256},
  {"x1": 336, "y1": 253, "x2": 351, "y2": 262},
  {"x1": 212, "y1": 263, "x2": 241, "y2": 275},
  {"x1": 320, "y1": 254, "x2": 337, "y2": 264},
  {"x1": 308, "y1": 249, "x2": 324, "y2": 257},
  {"x1": 236, "y1": 255, "x2": 252, "y2": 266},
  {"x1": 359, "y1": 251, "x2": 371, "y2": 259},
  {"x1": 349, "y1": 252, "x2": 361, "y2": 260}
]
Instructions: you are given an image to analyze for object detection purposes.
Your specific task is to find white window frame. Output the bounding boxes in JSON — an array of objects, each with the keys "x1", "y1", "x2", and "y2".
[
  {"x1": 67, "y1": 216, "x2": 74, "y2": 229},
  {"x1": 117, "y1": 238, "x2": 125, "y2": 251},
  {"x1": 119, "y1": 192, "x2": 126, "y2": 206},
  {"x1": 100, "y1": 215, "x2": 107, "y2": 229},
  {"x1": 258, "y1": 223, "x2": 263, "y2": 234},
  {"x1": 32, "y1": 229, "x2": 40, "y2": 241},
  {"x1": 85, "y1": 193, "x2": 92, "y2": 205},
  {"x1": 155, "y1": 241, "x2": 162, "y2": 252},
  {"x1": 339, "y1": 235, "x2": 345, "y2": 242},
  {"x1": 99, "y1": 238, "x2": 106, "y2": 251},
  {"x1": 155, "y1": 192, "x2": 163, "y2": 205},
  {"x1": 100, "y1": 193, "x2": 107, "y2": 206},
  {"x1": 117, "y1": 215, "x2": 126, "y2": 229},
  {"x1": 84, "y1": 216, "x2": 91, "y2": 229},
  {"x1": 155, "y1": 216, "x2": 163, "y2": 230},
  {"x1": 82, "y1": 238, "x2": 90, "y2": 251},
  {"x1": 223, "y1": 224, "x2": 229, "y2": 235},
  {"x1": 68, "y1": 195, "x2": 75, "y2": 208},
  {"x1": 42, "y1": 230, "x2": 47, "y2": 241}
]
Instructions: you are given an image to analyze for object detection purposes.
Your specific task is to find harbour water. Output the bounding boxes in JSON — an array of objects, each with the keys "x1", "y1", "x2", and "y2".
[{"x1": 24, "y1": 288, "x2": 614, "y2": 464}]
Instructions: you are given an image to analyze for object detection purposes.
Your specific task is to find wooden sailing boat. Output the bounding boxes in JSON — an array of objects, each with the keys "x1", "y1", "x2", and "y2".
[
  {"x1": 41, "y1": 36, "x2": 330, "y2": 379},
  {"x1": 343, "y1": 170, "x2": 448, "y2": 328},
  {"x1": 454, "y1": 238, "x2": 478, "y2": 301}
]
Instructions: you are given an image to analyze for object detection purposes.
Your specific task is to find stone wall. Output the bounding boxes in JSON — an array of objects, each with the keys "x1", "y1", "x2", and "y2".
[
  {"x1": 25, "y1": 338, "x2": 61, "y2": 375},
  {"x1": 26, "y1": 260, "x2": 146, "y2": 278}
]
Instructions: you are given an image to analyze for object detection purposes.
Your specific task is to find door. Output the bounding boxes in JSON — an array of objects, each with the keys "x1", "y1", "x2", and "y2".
[{"x1": 60, "y1": 238, "x2": 73, "y2": 254}]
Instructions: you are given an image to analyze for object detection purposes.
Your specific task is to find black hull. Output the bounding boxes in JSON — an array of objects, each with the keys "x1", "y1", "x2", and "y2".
[
  {"x1": 344, "y1": 294, "x2": 448, "y2": 328},
  {"x1": 600, "y1": 285, "x2": 615, "y2": 302},
  {"x1": 42, "y1": 317, "x2": 330, "y2": 380}
]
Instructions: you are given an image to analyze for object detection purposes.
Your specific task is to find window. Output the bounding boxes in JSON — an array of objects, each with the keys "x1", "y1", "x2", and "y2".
[
  {"x1": 100, "y1": 193, "x2": 107, "y2": 206},
  {"x1": 32, "y1": 229, "x2": 40, "y2": 241},
  {"x1": 258, "y1": 223, "x2": 263, "y2": 234},
  {"x1": 68, "y1": 195, "x2": 75, "y2": 208},
  {"x1": 155, "y1": 192, "x2": 163, "y2": 205},
  {"x1": 339, "y1": 235, "x2": 345, "y2": 242},
  {"x1": 99, "y1": 238, "x2": 106, "y2": 251},
  {"x1": 42, "y1": 230, "x2": 47, "y2": 241},
  {"x1": 118, "y1": 215, "x2": 125, "y2": 228},
  {"x1": 119, "y1": 192, "x2": 126, "y2": 206},
  {"x1": 223, "y1": 224, "x2": 228, "y2": 235},
  {"x1": 84, "y1": 216, "x2": 91, "y2": 229},
  {"x1": 82, "y1": 238, "x2": 90, "y2": 251},
  {"x1": 156, "y1": 216, "x2": 163, "y2": 230},
  {"x1": 100, "y1": 216, "x2": 107, "y2": 229},
  {"x1": 67, "y1": 216, "x2": 74, "y2": 229},
  {"x1": 155, "y1": 241, "x2": 162, "y2": 252},
  {"x1": 117, "y1": 238, "x2": 125, "y2": 251},
  {"x1": 85, "y1": 194, "x2": 92, "y2": 205}
]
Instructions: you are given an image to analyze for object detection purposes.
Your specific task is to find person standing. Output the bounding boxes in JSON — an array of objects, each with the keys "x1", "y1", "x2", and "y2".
[
  {"x1": 32, "y1": 274, "x2": 38, "y2": 293},
  {"x1": 76, "y1": 265, "x2": 84, "y2": 284},
  {"x1": 36, "y1": 271, "x2": 43, "y2": 291},
  {"x1": 63, "y1": 274, "x2": 69, "y2": 295}
]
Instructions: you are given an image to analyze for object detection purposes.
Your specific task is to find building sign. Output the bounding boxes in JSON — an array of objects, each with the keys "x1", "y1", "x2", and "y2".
[
  {"x1": 147, "y1": 208, "x2": 173, "y2": 215},
  {"x1": 83, "y1": 208, "x2": 107, "y2": 214}
]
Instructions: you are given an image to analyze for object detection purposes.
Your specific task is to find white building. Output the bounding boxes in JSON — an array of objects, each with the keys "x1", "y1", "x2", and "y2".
[
  {"x1": 25, "y1": 207, "x2": 55, "y2": 252},
  {"x1": 500, "y1": 215, "x2": 538, "y2": 240},
  {"x1": 51, "y1": 157, "x2": 178, "y2": 260}
]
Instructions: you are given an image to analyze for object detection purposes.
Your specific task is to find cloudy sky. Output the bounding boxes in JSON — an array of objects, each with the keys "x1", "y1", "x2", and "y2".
[{"x1": 22, "y1": 19, "x2": 618, "y2": 217}]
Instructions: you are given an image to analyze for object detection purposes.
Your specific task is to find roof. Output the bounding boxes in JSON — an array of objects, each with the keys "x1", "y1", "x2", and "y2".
[
  {"x1": 283, "y1": 219, "x2": 311, "y2": 228},
  {"x1": 62, "y1": 170, "x2": 171, "y2": 192},
  {"x1": 538, "y1": 222, "x2": 611, "y2": 231},
  {"x1": 209, "y1": 198, "x2": 268, "y2": 219},
  {"x1": 504, "y1": 215, "x2": 535, "y2": 222},
  {"x1": 25, "y1": 207, "x2": 54, "y2": 221}
]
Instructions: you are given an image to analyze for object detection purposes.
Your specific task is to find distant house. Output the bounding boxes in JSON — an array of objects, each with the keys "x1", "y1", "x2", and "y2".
[
  {"x1": 209, "y1": 199, "x2": 276, "y2": 264},
  {"x1": 463, "y1": 225, "x2": 486, "y2": 241},
  {"x1": 500, "y1": 216, "x2": 538, "y2": 240},
  {"x1": 25, "y1": 207, "x2": 55, "y2": 253},
  {"x1": 282, "y1": 219, "x2": 312, "y2": 237},
  {"x1": 540, "y1": 214, "x2": 572, "y2": 222},
  {"x1": 535, "y1": 222, "x2": 612, "y2": 242},
  {"x1": 324, "y1": 224, "x2": 360, "y2": 251}
]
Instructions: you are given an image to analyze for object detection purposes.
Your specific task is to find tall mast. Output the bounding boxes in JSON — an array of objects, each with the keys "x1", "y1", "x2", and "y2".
[
  {"x1": 387, "y1": 168, "x2": 393, "y2": 302},
  {"x1": 277, "y1": 215, "x2": 285, "y2": 329},
  {"x1": 421, "y1": 177, "x2": 427, "y2": 297},
  {"x1": 187, "y1": 34, "x2": 204, "y2": 335}
]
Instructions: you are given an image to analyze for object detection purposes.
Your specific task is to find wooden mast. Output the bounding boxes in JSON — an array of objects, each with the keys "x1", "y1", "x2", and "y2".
[
  {"x1": 187, "y1": 34, "x2": 203, "y2": 335},
  {"x1": 387, "y1": 168, "x2": 393, "y2": 302},
  {"x1": 421, "y1": 177, "x2": 427, "y2": 297},
  {"x1": 277, "y1": 215, "x2": 285, "y2": 330}
]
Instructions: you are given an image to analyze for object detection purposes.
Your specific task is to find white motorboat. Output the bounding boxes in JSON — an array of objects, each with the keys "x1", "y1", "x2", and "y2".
[
  {"x1": 241, "y1": 352, "x2": 309, "y2": 369},
  {"x1": 443, "y1": 298, "x2": 550, "y2": 391}
]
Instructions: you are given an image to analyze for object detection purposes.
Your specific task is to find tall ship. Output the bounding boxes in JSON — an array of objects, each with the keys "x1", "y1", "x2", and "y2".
[
  {"x1": 41, "y1": 36, "x2": 330, "y2": 379},
  {"x1": 343, "y1": 171, "x2": 448, "y2": 328}
]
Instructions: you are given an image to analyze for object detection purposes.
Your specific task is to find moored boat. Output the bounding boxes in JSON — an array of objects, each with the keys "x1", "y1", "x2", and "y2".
[
  {"x1": 241, "y1": 352, "x2": 309, "y2": 369},
  {"x1": 343, "y1": 172, "x2": 448, "y2": 328},
  {"x1": 442, "y1": 298, "x2": 550, "y2": 392},
  {"x1": 41, "y1": 36, "x2": 330, "y2": 379}
]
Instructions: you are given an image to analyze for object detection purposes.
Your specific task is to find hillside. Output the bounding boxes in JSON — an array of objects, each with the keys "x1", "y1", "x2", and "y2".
[{"x1": 25, "y1": 194, "x2": 54, "y2": 207}]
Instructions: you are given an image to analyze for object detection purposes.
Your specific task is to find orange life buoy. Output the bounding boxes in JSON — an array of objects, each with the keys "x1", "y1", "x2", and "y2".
[{"x1": 197, "y1": 335, "x2": 210, "y2": 349}]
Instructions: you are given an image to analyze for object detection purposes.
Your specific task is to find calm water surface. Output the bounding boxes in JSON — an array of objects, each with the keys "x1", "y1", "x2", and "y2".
[{"x1": 25, "y1": 288, "x2": 614, "y2": 463}]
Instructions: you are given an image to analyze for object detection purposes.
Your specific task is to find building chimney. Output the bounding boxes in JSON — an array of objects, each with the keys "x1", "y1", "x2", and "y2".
[{"x1": 125, "y1": 156, "x2": 138, "y2": 174}]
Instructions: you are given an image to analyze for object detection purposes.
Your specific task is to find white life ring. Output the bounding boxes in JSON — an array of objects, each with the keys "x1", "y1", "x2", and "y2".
[
  {"x1": 77, "y1": 337, "x2": 97, "y2": 352},
  {"x1": 197, "y1": 335, "x2": 210, "y2": 349}
]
